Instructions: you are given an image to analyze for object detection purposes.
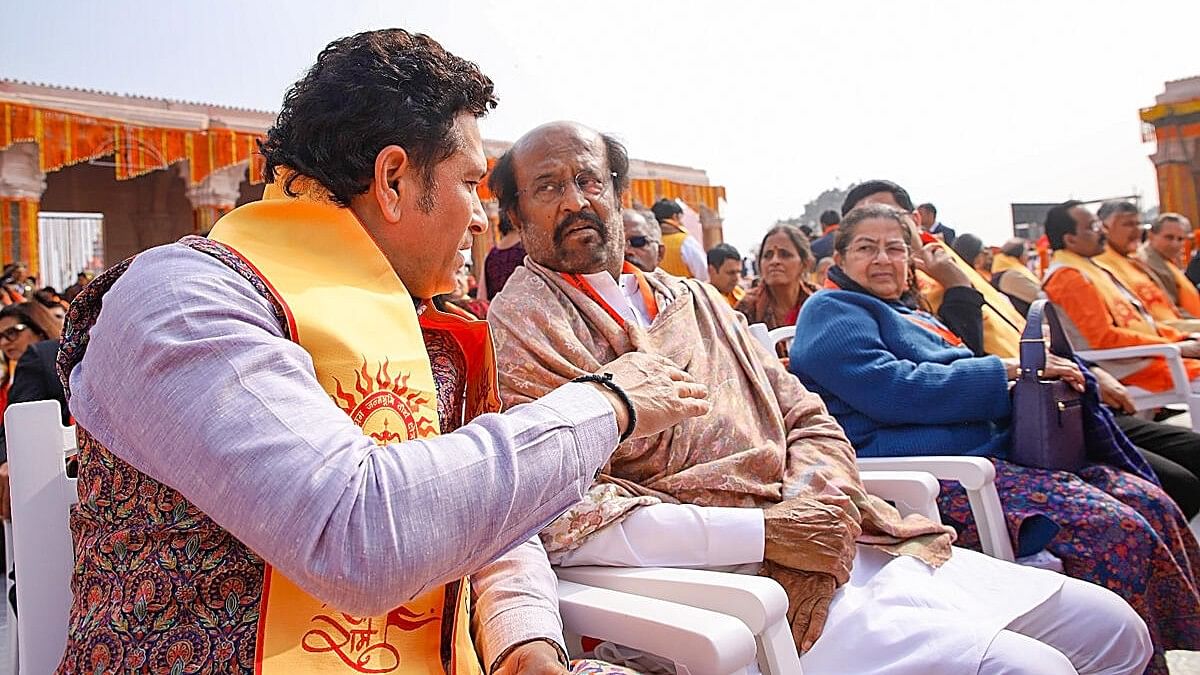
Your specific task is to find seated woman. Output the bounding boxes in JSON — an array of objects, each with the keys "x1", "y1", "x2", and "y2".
[
  {"x1": 791, "y1": 203, "x2": 1200, "y2": 672},
  {"x1": 735, "y1": 224, "x2": 817, "y2": 330}
]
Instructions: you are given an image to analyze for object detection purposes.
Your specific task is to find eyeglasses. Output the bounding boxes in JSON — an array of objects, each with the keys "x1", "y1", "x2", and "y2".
[
  {"x1": 626, "y1": 236, "x2": 655, "y2": 249},
  {"x1": 847, "y1": 243, "x2": 911, "y2": 260},
  {"x1": 0, "y1": 324, "x2": 29, "y2": 343},
  {"x1": 518, "y1": 170, "x2": 616, "y2": 204}
]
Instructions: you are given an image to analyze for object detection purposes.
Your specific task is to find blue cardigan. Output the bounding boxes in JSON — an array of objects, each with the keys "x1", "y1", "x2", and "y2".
[{"x1": 789, "y1": 289, "x2": 1012, "y2": 459}]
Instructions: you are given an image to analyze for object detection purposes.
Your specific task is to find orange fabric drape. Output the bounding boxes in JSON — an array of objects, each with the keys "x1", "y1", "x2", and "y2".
[
  {"x1": 0, "y1": 101, "x2": 263, "y2": 186},
  {"x1": 0, "y1": 198, "x2": 40, "y2": 275},
  {"x1": 621, "y1": 178, "x2": 726, "y2": 213}
]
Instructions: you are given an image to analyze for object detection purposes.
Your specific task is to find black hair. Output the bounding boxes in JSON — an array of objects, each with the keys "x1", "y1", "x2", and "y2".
[
  {"x1": 488, "y1": 131, "x2": 629, "y2": 219},
  {"x1": 758, "y1": 224, "x2": 813, "y2": 266},
  {"x1": 841, "y1": 180, "x2": 915, "y2": 215},
  {"x1": 259, "y1": 29, "x2": 497, "y2": 207},
  {"x1": 833, "y1": 204, "x2": 909, "y2": 256},
  {"x1": 1000, "y1": 238, "x2": 1028, "y2": 258},
  {"x1": 916, "y1": 202, "x2": 937, "y2": 216},
  {"x1": 951, "y1": 233, "x2": 984, "y2": 265},
  {"x1": 651, "y1": 198, "x2": 684, "y2": 223},
  {"x1": 1045, "y1": 200, "x2": 1085, "y2": 250},
  {"x1": 0, "y1": 302, "x2": 51, "y2": 340},
  {"x1": 496, "y1": 211, "x2": 515, "y2": 236},
  {"x1": 819, "y1": 209, "x2": 841, "y2": 227},
  {"x1": 707, "y1": 242, "x2": 741, "y2": 269}
]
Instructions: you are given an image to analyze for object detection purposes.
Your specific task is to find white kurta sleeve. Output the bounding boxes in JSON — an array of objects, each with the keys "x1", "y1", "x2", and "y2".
[{"x1": 682, "y1": 237, "x2": 711, "y2": 282}]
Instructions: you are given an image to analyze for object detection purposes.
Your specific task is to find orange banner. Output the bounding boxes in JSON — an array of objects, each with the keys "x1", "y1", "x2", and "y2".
[
  {"x1": 623, "y1": 177, "x2": 726, "y2": 212},
  {"x1": 0, "y1": 198, "x2": 40, "y2": 275},
  {"x1": 2, "y1": 101, "x2": 728, "y2": 211},
  {"x1": 0, "y1": 101, "x2": 263, "y2": 186}
]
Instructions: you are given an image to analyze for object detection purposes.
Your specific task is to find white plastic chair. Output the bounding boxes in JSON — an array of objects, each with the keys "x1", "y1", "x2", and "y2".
[
  {"x1": 558, "y1": 469, "x2": 943, "y2": 675},
  {"x1": 559, "y1": 578, "x2": 758, "y2": 675},
  {"x1": 753, "y1": 324, "x2": 1016, "y2": 562},
  {"x1": 4, "y1": 520, "x2": 17, "y2": 674},
  {"x1": 1075, "y1": 342, "x2": 1200, "y2": 431},
  {"x1": 5, "y1": 400, "x2": 77, "y2": 674}
]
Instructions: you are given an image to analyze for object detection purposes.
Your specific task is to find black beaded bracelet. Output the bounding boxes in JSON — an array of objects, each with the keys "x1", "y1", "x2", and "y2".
[{"x1": 572, "y1": 372, "x2": 636, "y2": 443}]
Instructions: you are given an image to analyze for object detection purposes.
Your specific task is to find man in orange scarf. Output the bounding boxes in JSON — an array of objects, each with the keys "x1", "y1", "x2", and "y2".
[
  {"x1": 1095, "y1": 201, "x2": 1200, "y2": 332},
  {"x1": 1042, "y1": 200, "x2": 1200, "y2": 394},
  {"x1": 1138, "y1": 213, "x2": 1200, "y2": 318}
]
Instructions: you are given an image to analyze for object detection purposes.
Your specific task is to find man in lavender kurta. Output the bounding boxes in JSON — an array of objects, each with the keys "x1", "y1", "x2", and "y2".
[{"x1": 54, "y1": 30, "x2": 708, "y2": 675}]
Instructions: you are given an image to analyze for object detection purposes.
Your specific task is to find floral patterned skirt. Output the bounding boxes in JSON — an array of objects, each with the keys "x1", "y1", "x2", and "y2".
[{"x1": 939, "y1": 459, "x2": 1200, "y2": 675}]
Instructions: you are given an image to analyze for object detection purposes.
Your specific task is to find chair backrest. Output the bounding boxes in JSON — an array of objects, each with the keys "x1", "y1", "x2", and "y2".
[
  {"x1": 768, "y1": 325, "x2": 795, "y2": 354},
  {"x1": 5, "y1": 400, "x2": 77, "y2": 674},
  {"x1": 747, "y1": 323, "x2": 771, "y2": 351},
  {"x1": 748, "y1": 323, "x2": 797, "y2": 355}
]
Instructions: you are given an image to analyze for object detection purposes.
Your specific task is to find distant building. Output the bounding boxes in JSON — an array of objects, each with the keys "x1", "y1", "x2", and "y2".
[{"x1": 1141, "y1": 76, "x2": 1200, "y2": 230}]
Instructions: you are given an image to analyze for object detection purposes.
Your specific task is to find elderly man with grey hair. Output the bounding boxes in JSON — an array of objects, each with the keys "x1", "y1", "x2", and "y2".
[
  {"x1": 622, "y1": 209, "x2": 664, "y2": 273},
  {"x1": 1095, "y1": 201, "x2": 1200, "y2": 332},
  {"x1": 1138, "y1": 213, "x2": 1200, "y2": 318}
]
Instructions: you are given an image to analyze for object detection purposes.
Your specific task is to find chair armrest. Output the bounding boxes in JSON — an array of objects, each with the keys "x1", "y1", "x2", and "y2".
[
  {"x1": 1076, "y1": 343, "x2": 1182, "y2": 361},
  {"x1": 556, "y1": 566, "x2": 786, "y2": 634},
  {"x1": 857, "y1": 455, "x2": 995, "y2": 489},
  {"x1": 1078, "y1": 343, "x2": 1190, "y2": 397},
  {"x1": 857, "y1": 456, "x2": 1014, "y2": 561},
  {"x1": 557, "y1": 579, "x2": 757, "y2": 675},
  {"x1": 859, "y1": 470, "x2": 942, "y2": 523}
]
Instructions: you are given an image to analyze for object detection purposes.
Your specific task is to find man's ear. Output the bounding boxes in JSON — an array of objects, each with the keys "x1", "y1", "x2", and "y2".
[
  {"x1": 504, "y1": 206, "x2": 524, "y2": 233},
  {"x1": 371, "y1": 145, "x2": 410, "y2": 222},
  {"x1": 657, "y1": 245, "x2": 666, "y2": 264}
]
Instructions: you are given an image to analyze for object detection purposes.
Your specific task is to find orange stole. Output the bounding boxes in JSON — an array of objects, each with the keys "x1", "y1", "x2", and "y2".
[
  {"x1": 209, "y1": 195, "x2": 493, "y2": 675},
  {"x1": 1095, "y1": 248, "x2": 1183, "y2": 324}
]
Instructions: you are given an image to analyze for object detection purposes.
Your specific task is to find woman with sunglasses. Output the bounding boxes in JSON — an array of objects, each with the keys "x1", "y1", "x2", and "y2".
[{"x1": 0, "y1": 301, "x2": 65, "y2": 519}]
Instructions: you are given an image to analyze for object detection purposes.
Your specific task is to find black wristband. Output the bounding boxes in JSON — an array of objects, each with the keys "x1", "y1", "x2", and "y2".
[{"x1": 572, "y1": 372, "x2": 636, "y2": 443}]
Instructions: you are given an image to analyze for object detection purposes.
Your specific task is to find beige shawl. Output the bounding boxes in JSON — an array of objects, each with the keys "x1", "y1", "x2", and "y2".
[{"x1": 488, "y1": 259, "x2": 954, "y2": 569}]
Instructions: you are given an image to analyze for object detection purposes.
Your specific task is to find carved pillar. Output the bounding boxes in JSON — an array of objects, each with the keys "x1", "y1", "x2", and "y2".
[
  {"x1": 183, "y1": 161, "x2": 246, "y2": 233},
  {"x1": 0, "y1": 142, "x2": 48, "y2": 276}
]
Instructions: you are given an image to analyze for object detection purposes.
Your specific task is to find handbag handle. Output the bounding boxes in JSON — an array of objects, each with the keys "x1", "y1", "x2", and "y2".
[{"x1": 1020, "y1": 299, "x2": 1074, "y2": 380}]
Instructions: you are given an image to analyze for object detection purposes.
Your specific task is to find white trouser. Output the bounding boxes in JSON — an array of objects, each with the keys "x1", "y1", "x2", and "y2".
[{"x1": 979, "y1": 576, "x2": 1152, "y2": 675}]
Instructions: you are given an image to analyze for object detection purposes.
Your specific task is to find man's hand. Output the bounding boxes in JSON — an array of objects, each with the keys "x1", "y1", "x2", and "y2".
[
  {"x1": 493, "y1": 640, "x2": 567, "y2": 675},
  {"x1": 913, "y1": 243, "x2": 971, "y2": 289},
  {"x1": 596, "y1": 352, "x2": 711, "y2": 440},
  {"x1": 761, "y1": 562, "x2": 838, "y2": 652},
  {"x1": 1044, "y1": 354, "x2": 1085, "y2": 393},
  {"x1": 0, "y1": 462, "x2": 9, "y2": 520},
  {"x1": 763, "y1": 495, "x2": 860, "y2": 584},
  {"x1": 1091, "y1": 366, "x2": 1136, "y2": 414}
]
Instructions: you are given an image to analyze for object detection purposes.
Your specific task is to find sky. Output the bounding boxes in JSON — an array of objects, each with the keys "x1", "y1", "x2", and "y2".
[{"x1": 3, "y1": 0, "x2": 1199, "y2": 254}]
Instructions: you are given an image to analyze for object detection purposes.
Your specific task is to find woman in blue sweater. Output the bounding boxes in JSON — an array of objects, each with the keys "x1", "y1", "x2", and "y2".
[{"x1": 790, "y1": 204, "x2": 1200, "y2": 672}]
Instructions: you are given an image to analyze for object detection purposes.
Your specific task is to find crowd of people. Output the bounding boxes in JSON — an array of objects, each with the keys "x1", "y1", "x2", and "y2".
[{"x1": 6, "y1": 26, "x2": 1200, "y2": 675}]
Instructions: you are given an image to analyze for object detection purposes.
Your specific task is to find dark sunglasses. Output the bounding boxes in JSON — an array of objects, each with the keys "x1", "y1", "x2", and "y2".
[
  {"x1": 0, "y1": 323, "x2": 29, "y2": 343},
  {"x1": 627, "y1": 236, "x2": 654, "y2": 249}
]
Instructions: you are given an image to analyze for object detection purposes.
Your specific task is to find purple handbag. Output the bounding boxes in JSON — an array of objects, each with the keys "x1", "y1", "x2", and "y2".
[{"x1": 1009, "y1": 299, "x2": 1086, "y2": 472}]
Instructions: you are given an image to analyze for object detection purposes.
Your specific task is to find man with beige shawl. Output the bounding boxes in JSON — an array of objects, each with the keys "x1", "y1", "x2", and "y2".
[{"x1": 485, "y1": 121, "x2": 1152, "y2": 675}]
